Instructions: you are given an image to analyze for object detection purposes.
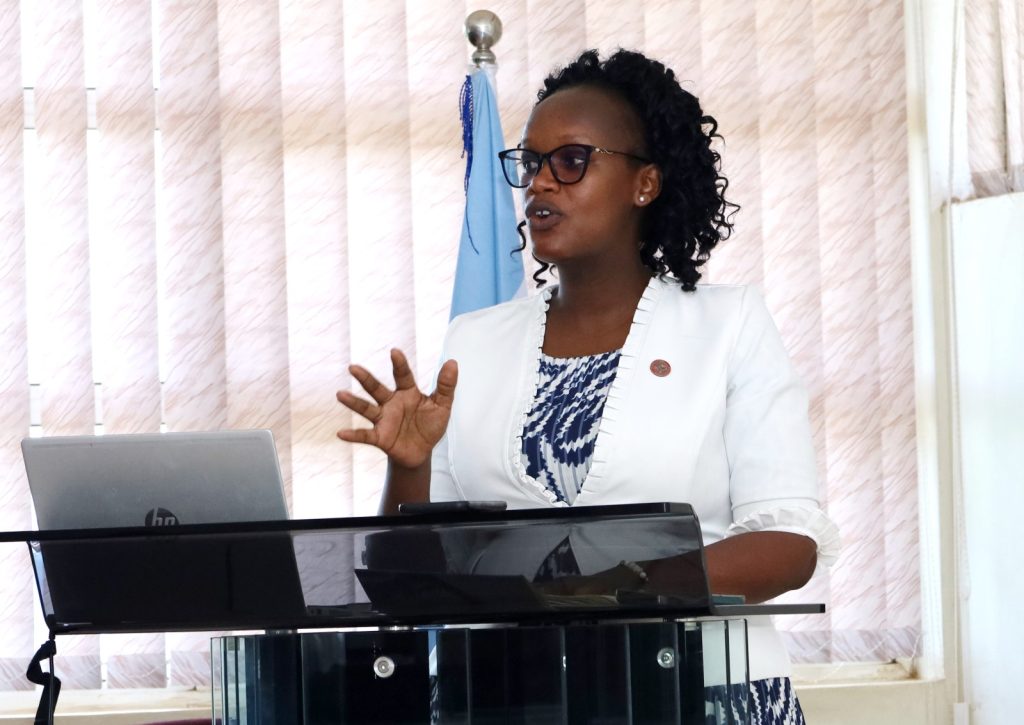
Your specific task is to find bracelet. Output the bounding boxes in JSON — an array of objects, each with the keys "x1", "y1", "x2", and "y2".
[{"x1": 620, "y1": 560, "x2": 648, "y2": 583}]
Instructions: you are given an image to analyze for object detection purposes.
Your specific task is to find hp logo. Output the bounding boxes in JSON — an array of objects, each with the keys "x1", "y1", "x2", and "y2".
[{"x1": 145, "y1": 508, "x2": 180, "y2": 526}]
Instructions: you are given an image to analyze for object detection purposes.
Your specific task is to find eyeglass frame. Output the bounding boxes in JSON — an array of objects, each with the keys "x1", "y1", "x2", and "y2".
[{"x1": 496, "y1": 143, "x2": 652, "y2": 188}]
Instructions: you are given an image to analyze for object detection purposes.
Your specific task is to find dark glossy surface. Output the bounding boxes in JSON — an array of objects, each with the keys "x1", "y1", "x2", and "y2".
[
  {"x1": 8, "y1": 503, "x2": 823, "y2": 635},
  {"x1": 213, "y1": 620, "x2": 751, "y2": 725},
  {"x1": 0, "y1": 502, "x2": 697, "y2": 542}
]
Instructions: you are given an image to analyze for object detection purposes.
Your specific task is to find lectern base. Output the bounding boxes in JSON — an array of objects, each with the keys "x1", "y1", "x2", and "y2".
[{"x1": 212, "y1": 619, "x2": 749, "y2": 724}]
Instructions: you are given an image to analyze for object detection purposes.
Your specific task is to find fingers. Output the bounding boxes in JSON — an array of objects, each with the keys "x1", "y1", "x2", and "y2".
[
  {"x1": 348, "y1": 364, "x2": 392, "y2": 405},
  {"x1": 431, "y1": 359, "x2": 459, "y2": 408},
  {"x1": 336, "y1": 427, "x2": 379, "y2": 446},
  {"x1": 336, "y1": 390, "x2": 382, "y2": 423},
  {"x1": 390, "y1": 348, "x2": 418, "y2": 391}
]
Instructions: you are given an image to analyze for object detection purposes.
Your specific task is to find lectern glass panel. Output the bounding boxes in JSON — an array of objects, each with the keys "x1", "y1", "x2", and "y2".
[
  {"x1": 17, "y1": 503, "x2": 769, "y2": 635},
  {"x1": 212, "y1": 620, "x2": 750, "y2": 725}
]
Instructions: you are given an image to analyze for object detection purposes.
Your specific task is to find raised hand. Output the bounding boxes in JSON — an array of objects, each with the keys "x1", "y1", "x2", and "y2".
[{"x1": 336, "y1": 348, "x2": 458, "y2": 469}]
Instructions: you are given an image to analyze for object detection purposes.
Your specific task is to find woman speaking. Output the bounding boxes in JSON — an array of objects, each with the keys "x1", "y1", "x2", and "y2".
[{"x1": 338, "y1": 49, "x2": 840, "y2": 724}]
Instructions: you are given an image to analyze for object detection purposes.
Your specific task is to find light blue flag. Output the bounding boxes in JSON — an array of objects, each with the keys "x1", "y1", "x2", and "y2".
[{"x1": 450, "y1": 68, "x2": 524, "y2": 320}]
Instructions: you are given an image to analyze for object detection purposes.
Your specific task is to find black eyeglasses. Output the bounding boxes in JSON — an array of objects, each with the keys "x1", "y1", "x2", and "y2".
[{"x1": 497, "y1": 144, "x2": 650, "y2": 188}]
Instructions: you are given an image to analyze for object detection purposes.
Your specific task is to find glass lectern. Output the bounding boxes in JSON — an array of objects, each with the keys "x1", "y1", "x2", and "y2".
[{"x1": 5, "y1": 502, "x2": 824, "y2": 724}]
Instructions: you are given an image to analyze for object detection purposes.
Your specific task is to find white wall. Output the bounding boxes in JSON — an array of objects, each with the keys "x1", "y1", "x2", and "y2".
[{"x1": 949, "y1": 191, "x2": 1024, "y2": 725}]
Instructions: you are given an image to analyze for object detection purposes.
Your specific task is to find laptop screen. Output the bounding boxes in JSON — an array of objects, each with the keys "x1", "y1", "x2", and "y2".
[{"x1": 22, "y1": 429, "x2": 289, "y2": 530}]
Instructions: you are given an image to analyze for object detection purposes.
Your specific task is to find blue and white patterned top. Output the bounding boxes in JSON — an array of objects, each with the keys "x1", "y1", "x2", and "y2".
[{"x1": 520, "y1": 350, "x2": 621, "y2": 504}]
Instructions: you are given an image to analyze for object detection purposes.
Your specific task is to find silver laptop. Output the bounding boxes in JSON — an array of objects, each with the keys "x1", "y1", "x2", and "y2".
[{"x1": 22, "y1": 429, "x2": 289, "y2": 530}]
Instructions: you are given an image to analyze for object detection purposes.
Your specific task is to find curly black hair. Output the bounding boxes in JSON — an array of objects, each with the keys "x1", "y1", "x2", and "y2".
[{"x1": 517, "y1": 49, "x2": 739, "y2": 291}]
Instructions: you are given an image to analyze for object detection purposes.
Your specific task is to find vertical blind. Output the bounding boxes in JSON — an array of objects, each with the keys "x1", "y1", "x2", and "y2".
[
  {"x1": 0, "y1": 0, "x2": 921, "y2": 690},
  {"x1": 964, "y1": 0, "x2": 1024, "y2": 197}
]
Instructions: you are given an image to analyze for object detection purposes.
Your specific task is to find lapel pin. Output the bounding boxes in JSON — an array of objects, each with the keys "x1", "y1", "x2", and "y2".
[{"x1": 650, "y1": 359, "x2": 671, "y2": 377}]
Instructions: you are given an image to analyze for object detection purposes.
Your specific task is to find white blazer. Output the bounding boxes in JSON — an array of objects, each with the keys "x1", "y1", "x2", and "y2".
[{"x1": 430, "y1": 276, "x2": 840, "y2": 680}]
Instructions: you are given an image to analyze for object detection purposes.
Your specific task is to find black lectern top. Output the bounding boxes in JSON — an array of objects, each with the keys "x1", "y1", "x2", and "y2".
[{"x1": 1, "y1": 502, "x2": 823, "y2": 635}]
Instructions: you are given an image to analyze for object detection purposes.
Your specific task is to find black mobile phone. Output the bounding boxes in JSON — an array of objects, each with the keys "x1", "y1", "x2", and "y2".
[{"x1": 397, "y1": 500, "x2": 508, "y2": 515}]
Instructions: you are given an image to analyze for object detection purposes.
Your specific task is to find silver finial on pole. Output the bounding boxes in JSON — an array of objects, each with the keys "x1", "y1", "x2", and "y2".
[{"x1": 464, "y1": 10, "x2": 503, "y2": 66}]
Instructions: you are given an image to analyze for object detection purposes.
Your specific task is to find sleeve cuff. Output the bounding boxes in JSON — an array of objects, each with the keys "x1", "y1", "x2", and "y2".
[{"x1": 727, "y1": 505, "x2": 841, "y2": 568}]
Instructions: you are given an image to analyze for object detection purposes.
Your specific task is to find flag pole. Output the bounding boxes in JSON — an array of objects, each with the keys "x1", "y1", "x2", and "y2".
[
  {"x1": 450, "y1": 10, "x2": 525, "y2": 319},
  {"x1": 464, "y1": 10, "x2": 503, "y2": 67}
]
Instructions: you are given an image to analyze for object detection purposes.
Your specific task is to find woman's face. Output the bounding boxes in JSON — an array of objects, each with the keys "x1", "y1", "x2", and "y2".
[{"x1": 520, "y1": 85, "x2": 655, "y2": 268}]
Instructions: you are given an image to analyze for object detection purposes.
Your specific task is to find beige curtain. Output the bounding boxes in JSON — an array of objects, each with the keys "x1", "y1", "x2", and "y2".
[
  {"x1": 0, "y1": 0, "x2": 919, "y2": 690},
  {"x1": 0, "y1": 0, "x2": 31, "y2": 695},
  {"x1": 965, "y1": 0, "x2": 1024, "y2": 196}
]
